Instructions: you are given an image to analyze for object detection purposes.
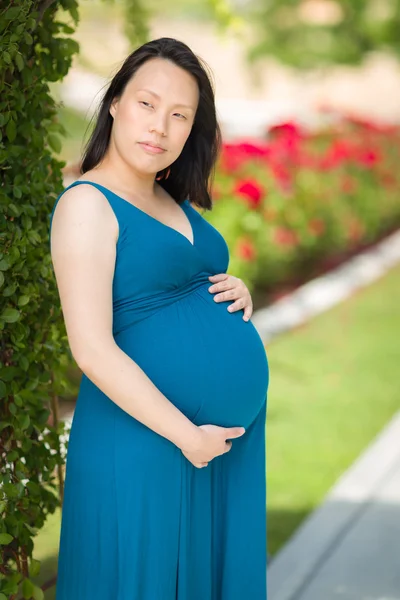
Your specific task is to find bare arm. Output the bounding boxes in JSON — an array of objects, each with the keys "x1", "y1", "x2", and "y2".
[{"x1": 50, "y1": 184, "x2": 201, "y2": 452}]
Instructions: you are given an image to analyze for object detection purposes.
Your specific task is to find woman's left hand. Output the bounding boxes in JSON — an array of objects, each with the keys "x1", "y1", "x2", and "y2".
[{"x1": 208, "y1": 274, "x2": 253, "y2": 321}]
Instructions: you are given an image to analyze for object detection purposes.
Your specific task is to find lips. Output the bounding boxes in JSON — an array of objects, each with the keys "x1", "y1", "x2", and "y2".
[{"x1": 139, "y1": 142, "x2": 166, "y2": 154}]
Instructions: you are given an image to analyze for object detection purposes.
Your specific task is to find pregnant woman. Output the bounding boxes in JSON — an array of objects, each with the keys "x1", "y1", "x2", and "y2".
[{"x1": 49, "y1": 37, "x2": 270, "y2": 600}]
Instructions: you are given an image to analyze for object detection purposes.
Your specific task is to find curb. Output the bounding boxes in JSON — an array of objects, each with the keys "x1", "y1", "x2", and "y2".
[{"x1": 267, "y1": 410, "x2": 400, "y2": 600}]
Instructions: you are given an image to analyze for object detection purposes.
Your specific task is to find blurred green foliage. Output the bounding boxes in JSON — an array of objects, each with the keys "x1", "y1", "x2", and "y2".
[
  {"x1": 102, "y1": 0, "x2": 240, "y2": 47},
  {"x1": 247, "y1": 0, "x2": 400, "y2": 68}
]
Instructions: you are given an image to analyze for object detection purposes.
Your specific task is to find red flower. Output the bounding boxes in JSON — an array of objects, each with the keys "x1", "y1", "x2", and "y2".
[
  {"x1": 236, "y1": 237, "x2": 257, "y2": 261},
  {"x1": 319, "y1": 140, "x2": 354, "y2": 170},
  {"x1": 234, "y1": 179, "x2": 265, "y2": 209},
  {"x1": 235, "y1": 141, "x2": 271, "y2": 158},
  {"x1": 220, "y1": 141, "x2": 271, "y2": 173},
  {"x1": 273, "y1": 227, "x2": 299, "y2": 247},
  {"x1": 269, "y1": 121, "x2": 303, "y2": 138},
  {"x1": 357, "y1": 148, "x2": 380, "y2": 168}
]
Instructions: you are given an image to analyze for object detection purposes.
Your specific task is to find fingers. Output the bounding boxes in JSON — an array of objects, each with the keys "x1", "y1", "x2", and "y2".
[
  {"x1": 208, "y1": 281, "x2": 231, "y2": 293},
  {"x1": 208, "y1": 279, "x2": 237, "y2": 295},
  {"x1": 224, "y1": 440, "x2": 232, "y2": 453},
  {"x1": 213, "y1": 289, "x2": 241, "y2": 303},
  {"x1": 225, "y1": 426, "x2": 246, "y2": 439},
  {"x1": 227, "y1": 298, "x2": 246, "y2": 313},
  {"x1": 208, "y1": 273, "x2": 229, "y2": 283},
  {"x1": 242, "y1": 304, "x2": 253, "y2": 321}
]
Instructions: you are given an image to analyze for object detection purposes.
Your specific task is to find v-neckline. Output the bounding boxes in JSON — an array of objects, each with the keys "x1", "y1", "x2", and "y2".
[{"x1": 71, "y1": 180, "x2": 196, "y2": 247}]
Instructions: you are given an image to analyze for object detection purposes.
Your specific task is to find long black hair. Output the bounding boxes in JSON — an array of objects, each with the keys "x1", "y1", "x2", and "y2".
[{"x1": 80, "y1": 37, "x2": 222, "y2": 210}]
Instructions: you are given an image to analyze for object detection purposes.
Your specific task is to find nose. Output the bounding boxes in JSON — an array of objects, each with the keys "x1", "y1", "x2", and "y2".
[{"x1": 149, "y1": 111, "x2": 168, "y2": 137}]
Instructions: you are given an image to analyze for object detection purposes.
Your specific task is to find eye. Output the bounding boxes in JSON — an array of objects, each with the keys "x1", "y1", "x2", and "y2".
[
  {"x1": 139, "y1": 101, "x2": 153, "y2": 108},
  {"x1": 174, "y1": 113, "x2": 187, "y2": 120}
]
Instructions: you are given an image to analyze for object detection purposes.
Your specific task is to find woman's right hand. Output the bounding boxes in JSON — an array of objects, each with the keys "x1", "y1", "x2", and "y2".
[{"x1": 180, "y1": 424, "x2": 246, "y2": 468}]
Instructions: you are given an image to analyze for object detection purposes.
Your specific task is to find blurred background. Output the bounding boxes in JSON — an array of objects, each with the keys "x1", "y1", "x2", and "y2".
[{"x1": 32, "y1": 0, "x2": 400, "y2": 597}]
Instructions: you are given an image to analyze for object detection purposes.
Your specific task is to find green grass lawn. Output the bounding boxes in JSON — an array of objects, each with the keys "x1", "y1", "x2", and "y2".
[
  {"x1": 266, "y1": 264, "x2": 400, "y2": 556},
  {"x1": 32, "y1": 264, "x2": 400, "y2": 596}
]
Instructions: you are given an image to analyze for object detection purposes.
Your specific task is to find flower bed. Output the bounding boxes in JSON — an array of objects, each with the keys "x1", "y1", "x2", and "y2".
[{"x1": 205, "y1": 116, "x2": 400, "y2": 305}]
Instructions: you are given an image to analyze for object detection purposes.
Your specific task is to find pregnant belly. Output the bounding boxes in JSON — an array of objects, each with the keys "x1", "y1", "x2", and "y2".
[{"x1": 115, "y1": 284, "x2": 269, "y2": 430}]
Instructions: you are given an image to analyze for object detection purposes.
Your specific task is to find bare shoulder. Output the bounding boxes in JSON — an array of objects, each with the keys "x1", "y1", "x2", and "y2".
[
  {"x1": 53, "y1": 181, "x2": 115, "y2": 221},
  {"x1": 51, "y1": 182, "x2": 119, "y2": 249}
]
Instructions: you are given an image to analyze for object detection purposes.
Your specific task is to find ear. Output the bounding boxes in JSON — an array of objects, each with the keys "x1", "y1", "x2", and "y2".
[{"x1": 109, "y1": 97, "x2": 119, "y2": 119}]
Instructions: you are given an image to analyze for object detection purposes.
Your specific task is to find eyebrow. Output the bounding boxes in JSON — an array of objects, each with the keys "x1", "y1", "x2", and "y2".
[{"x1": 137, "y1": 88, "x2": 195, "y2": 111}]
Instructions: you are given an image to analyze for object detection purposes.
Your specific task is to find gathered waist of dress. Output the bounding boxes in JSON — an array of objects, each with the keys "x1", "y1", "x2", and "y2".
[{"x1": 112, "y1": 271, "x2": 216, "y2": 336}]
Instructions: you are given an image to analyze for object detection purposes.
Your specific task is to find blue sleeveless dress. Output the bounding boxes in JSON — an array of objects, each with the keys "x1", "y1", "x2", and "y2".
[{"x1": 49, "y1": 180, "x2": 270, "y2": 600}]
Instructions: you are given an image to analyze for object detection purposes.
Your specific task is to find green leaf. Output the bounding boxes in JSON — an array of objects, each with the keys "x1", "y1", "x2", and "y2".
[
  {"x1": 1, "y1": 579, "x2": 19, "y2": 595},
  {"x1": 0, "y1": 381, "x2": 5, "y2": 399},
  {"x1": 14, "y1": 393, "x2": 23, "y2": 406},
  {"x1": 18, "y1": 295, "x2": 30, "y2": 307},
  {"x1": 24, "y1": 32, "x2": 33, "y2": 45},
  {"x1": 3, "y1": 283, "x2": 17, "y2": 296},
  {"x1": 0, "y1": 258, "x2": 11, "y2": 271},
  {"x1": 22, "y1": 577, "x2": 35, "y2": 599},
  {"x1": 24, "y1": 523, "x2": 39, "y2": 535},
  {"x1": 29, "y1": 558, "x2": 41, "y2": 578},
  {"x1": 7, "y1": 449, "x2": 18, "y2": 461},
  {"x1": 6, "y1": 119, "x2": 16, "y2": 143},
  {"x1": 69, "y1": 5, "x2": 80, "y2": 23},
  {"x1": 15, "y1": 53, "x2": 24, "y2": 72},
  {"x1": 19, "y1": 355, "x2": 30, "y2": 371},
  {"x1": 20, "y1": 414, "x2": 30, "y2": 430},
  {"x1": 15, "y1": 482, "x2": 24, "y2": 497},
  {"x1": 8, "y1": 203, "x2": 20, "y2": 216},
  {"x1": 33, "y1": 584, "x2": 44, "y2": 600},
  {"x1": 4, "y1": 7, "x2": 21, "y2": 20},
  {"x1": 3, "y1": 51, "x2": 11, "y2": 65},
  {"x1": 0, "y1": 366, "x2": 20, "y2": 381},
  {"x1": 0, "y1": 271, "x2": 4, "y2": 287},
  {"x1": 1, "y1": 308, "x2": 20, "y2": 323},
  {"x1": 48, "y1": 134, "x2": 62, "y2": 153},
  {"x1": 0, "y1": 533, "x2": 13, "y2": 544},
  {"x1": 13, "y1": 185, "x2": 23, "y2": 198},
  {"x1": 0, "y1": 593, "x2": 7, "y2": 600},
  {"x1": 22, "y1": 215, "x2": 32, "y2": 230}
]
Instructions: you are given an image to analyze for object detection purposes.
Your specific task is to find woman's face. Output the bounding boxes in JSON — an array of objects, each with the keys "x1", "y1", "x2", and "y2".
[{"x1": 109, "y1": 57, "x2": 199, "y2": 176}]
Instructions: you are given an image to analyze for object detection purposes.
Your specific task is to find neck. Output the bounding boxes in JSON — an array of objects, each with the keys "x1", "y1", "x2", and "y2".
[{"x1": 90, "y1": 154, "x2": 159, "y2": 200}]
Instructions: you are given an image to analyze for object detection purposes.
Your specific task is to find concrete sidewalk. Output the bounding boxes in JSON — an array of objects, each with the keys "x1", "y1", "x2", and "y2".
[{"x1": 268, "y1": 411, "x2": 400, "y2": 600}]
